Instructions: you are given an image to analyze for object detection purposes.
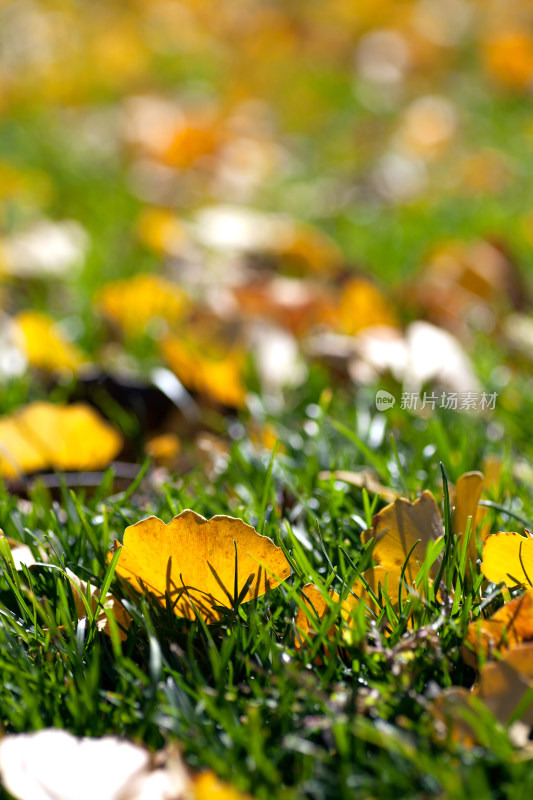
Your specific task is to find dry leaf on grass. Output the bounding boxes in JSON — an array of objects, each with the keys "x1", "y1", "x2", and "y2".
[
  {"x1": 294, "y1": 583, "x2": 356, "y2": 652},
  {"x1": 193, "y1": 770, "x2": 255, "y2": 800},
  {"x1": 0, "y1": 220, "x2": 88, "y2": 279},
  {"x1": 0, "y1": 402, "x2": 123, "y2": 479},
  {"x1": 317, "y1": 469, "x2": 399, "y2": 502},
  {"x1": 111, "y1": 510, "x2": 290, "y2": 623},
  {"x1": 0, "y1": 730, "x2": 192, "y2": 800},
  {"x1": 0, "y1": 728, "x2": 255, "y2": 800},
  {"x1": 362, "y1": 491, "x2": 444, "y2": 586},
  {"x1": 14, "y1": 311, "x2": 87, "y2": 374},
  {"x1": 65, "y1": 569, "x2": 131, "y2": 642},
  {"x1": 96, "y1": 273, "x2": 187, "y2": 338},
  {"x1": 161, "y1": 335, "x2": 246, "y2": 408},
  {"x1": 463, "y1": 589, "x2": 533, "y2": 668},
  {"x1": 451, "y1": 470, "x2": 484, "y2": 564},
  {"x1": 477, "y1": 643, "x2": 533, "y2": 729},
  {"x1": 294, "y1": 492, "x2": 445, "y2": 642},
  {"x1": 436, "y1": 643, "x2": 533, "y2": 748},
  {"x1": 0, "y1": 532, "x2": 41, "y2": 571},
  {"x1": 336, "y1": 278, "x2": 398, "y2": 336},
  {"x1": 481, "y1": 531, "x2": 533, "y2": 586},
  {"x1": 145, "y1": 432, "x2": 181, "y2": 468}
]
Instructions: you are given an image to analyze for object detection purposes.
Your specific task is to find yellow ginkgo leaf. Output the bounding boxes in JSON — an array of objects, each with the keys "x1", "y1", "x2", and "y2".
[
  {"x1": 145, "y1": 432, "x2": 181, "y2": 467},
  {"x1": 354, "y1": 563, "x2": 406, "y2": 611},
  {"x1": 136, "y1": 208, "x2": 187, "y2": 256},
  {"x1": 14, "y1": 310, "x2": 86, "y2": 374},
  {"x1": 362, "y1": 491, "x2": 444, "y2": 585},
  {"x1": 194, "y1": 770, "x2": 255, "y2": 800},
  {"x1": 161, "y1": 334, "x2": 246, "y2": 408},
  {"x1": 111, "y1": 510, "x2": 291, "y2": 623},
  {"x1": 96, "y1": 274, "x2": 187, "y2": 338},
  {"x1": 0, "y1": 402, "x2": 123, "y2": 479},
  {"x1": 294, "y1": 583, "x2": 357, "y2": 651},
  {"x1": 277, "y1": 223, "x2": 343, "y2": 277},
  {"x1": 481, "y1": 531, "x2": 533, "y2": 586},
  {"x1": 477, "y1": 456, "x2": 503, "y2": 543},
  {"x1": 336, "y1": 278, "x2": 398, "y2": 336},
  {"x1": 452, "y1": 470, "x2": 484, "y2": 564}
]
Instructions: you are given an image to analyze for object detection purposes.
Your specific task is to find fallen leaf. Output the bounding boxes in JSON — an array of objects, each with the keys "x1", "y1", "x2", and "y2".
[
  {"x1": 192, "y1": 205, "x2": 293, "y2": 253},
  {"x1": 65, "y1": 568, "x2": 130, "y2": 642},
  {"x1": 336, "y1": 278, "x2": 398, "y2": 336},
  {"x1": 452, "y1": 471, "x2": 484, "y2": 564},
  {"x1": 0, "y1": 730, "x2": 192, "y2": 800},
  {"x1": 0, "y1": 220, "x2": 88, "y2": 279},
  {"x1": 14, "y1": 311, "x2": 86, "y2": 374},
  {"x1": 436, "y1": 644, "x2": 533, "y2": 748},
  {"x1": 0, "y1": 532, "x2": 43, "y2": 571},
  {"x1": 194, "y1": 770, "x2": 255, "y2": 800},
  {"x1": 0, "y1": 402, "x2": 123, "y2": 479},
  {"x1": 145, "y1": 432, "x2": 181, "y2": 467},
  {"x1": 96, "y1": 273, "x2": 187, "y2": 338},
  {"x1": 111, "y1": 510, "x2": 291, "y2": 622},
  {"x1": 350, "y1": 492, "x2": 445, "y2": 611},
  {"x1": 312, "y1": 321, "x2": 480, "y2": 396},
  {"x1": 483, "y1": 30, "x2": 533, "y2": 91},
  {"x1": 463, "y1": 589, "x2": 533, "y2": 668},
  {"x1": 362, "y1": 491, "x2": 444, "y2": 586},
  {"x1": 277, "y1": 223, "x2": 343, "y2": 277},
  {"x1": 476, "y1": 456, "x2": 503, "y2": 543},
  {"x1": 317, "y1": 469, "x2": 399, "y2": 501},
  {"x1": 481, "y1": 532, "x2": 533, "y2": 587},
  {"x1": 161, "y1": 334, "x2": 246, "y2": 408},
  {"x1": 136, "y1": 207, "x2": 188, "y2": 256},
  {"x1": 354, "y1": 563, "x2": 407, "y2": 610},
  {"x1": 294, "y1": 583, "x2": 356, "y2": 650},
  {"x1": 413, "y1": 238, "x2": 523, "y2": 335},
  {"x1": 477, "y1": 643, "x2": 533, "y2": 728},
  {"x1": 396, "y1": 95, "x2": 457, "y2": 159},
  {"x1": 233, "y1": 277, "x2": 335, "y2": 336}
]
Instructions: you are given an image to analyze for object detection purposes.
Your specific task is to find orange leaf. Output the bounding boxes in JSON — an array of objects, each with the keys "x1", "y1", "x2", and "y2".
[
  {"x1": 111, "y1": 511, "x2": 290, "y2": 623},
  {"x1": 294, "y1": 583, "x2": 357, "y2": 652},
  {"x1": 161, "y1": 334, "x2": 246, "y2": 408},
  {"x1": 336, "y1": 279, "x2": 398, "y2": 336},
  {"x1": 463, "y1": 589, "x2": 533, "y2": 668},
  {"x1": 483, "y1": 30, "x2": 533, "y2": 90}
]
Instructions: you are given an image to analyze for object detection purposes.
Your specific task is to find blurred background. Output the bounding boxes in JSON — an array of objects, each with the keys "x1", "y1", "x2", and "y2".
[{"x1": 1, "y1": 0, "x2": 533, "y2": 480}]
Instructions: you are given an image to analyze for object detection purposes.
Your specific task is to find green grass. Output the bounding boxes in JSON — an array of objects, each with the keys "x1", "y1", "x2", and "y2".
[
  {"x1": 3, "y1": 6, "x2": 533, "y2": 797},
  {"x1": 1, "y1": 383, "x2": 533, "y2": 800}
]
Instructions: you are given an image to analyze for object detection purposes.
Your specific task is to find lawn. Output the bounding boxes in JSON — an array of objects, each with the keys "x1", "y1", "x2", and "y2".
[{"x1": 2, "y1": 2, "x2": 533, "y2": 799}]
